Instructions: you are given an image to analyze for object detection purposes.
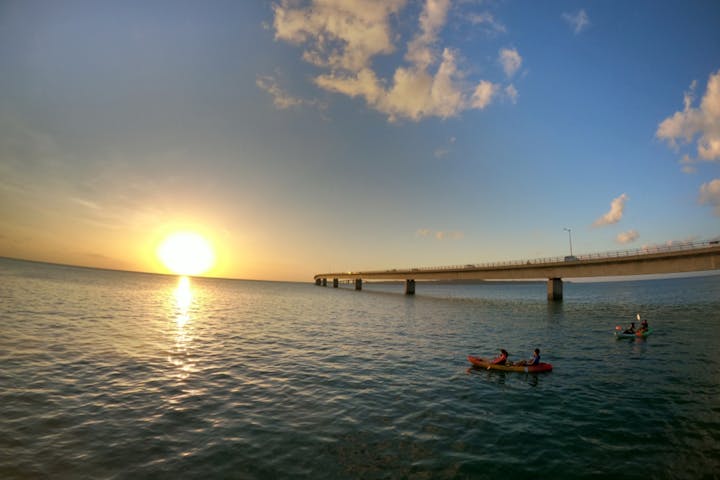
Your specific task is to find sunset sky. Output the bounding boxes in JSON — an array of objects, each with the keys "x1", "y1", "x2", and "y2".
[{"x1": 1, "y1": 1, "x2": 719, "y2": 281}]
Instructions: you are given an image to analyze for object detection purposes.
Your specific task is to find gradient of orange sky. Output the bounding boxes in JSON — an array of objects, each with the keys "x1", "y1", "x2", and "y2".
[{"x1": 1, "y1": 2, "x2": 719, "y2": 282}]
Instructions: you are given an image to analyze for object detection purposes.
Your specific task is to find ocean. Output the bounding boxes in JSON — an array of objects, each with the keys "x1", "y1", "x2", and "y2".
[{"x1": 1, "y1": 257, "x2": 719, "y2": 479}]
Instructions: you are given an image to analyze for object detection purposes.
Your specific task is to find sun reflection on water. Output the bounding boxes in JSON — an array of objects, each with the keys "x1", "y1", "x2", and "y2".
[
  {"x1": 170, "y1": 276, "x2": 197, "y2": 379},
  {"x1": 174, "y1": 276, "x2": 193, "y2": 326}
]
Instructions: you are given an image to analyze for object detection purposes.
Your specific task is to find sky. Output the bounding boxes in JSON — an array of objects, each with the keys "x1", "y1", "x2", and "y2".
[{"x1": 1, "y1": 0, "x2": 719, "y2": 282}]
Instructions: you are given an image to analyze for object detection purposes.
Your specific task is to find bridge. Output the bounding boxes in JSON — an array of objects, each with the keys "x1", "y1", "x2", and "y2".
[{"x1": 313, "y1": 240, "x2": 720, "y2": 300}]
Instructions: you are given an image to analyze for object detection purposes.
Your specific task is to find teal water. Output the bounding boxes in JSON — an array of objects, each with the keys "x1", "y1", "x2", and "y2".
[{"x1": 1, "y1": 258, "x2": 719, "y2": 479}]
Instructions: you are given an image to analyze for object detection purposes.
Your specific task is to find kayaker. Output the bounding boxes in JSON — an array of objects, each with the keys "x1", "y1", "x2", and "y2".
[
  {"x1": 637, "y1": 318, "x2": 649, "y2": 333},
  {"x1": 517, "y1": 348, "x2": 540, "y2": 366},
  {"x1": 491, "y1": 349, "x2": 509, "y2": 365},
  {"x1": 623, "y1": 322, "x2": 636, "y2": 334}
]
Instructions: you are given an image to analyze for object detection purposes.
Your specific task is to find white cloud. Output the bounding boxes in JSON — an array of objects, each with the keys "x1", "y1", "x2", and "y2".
[
  {"x1": 593, "y1": 193, "x2": 628, "y2": 226},
  {"x1": 505, "y1": 84, "x2": 518, "y2": 104},
  {"x1": 270, "y1": 0, "x2": 511, "y2": 121},
  {"x1": 699, "y1": 178, "x2": 720, "y2": 216},
  {"x1": 562, "y1": 9, "x2": 590, "y2": 34},
  {"x1": 468, "y1": 12, "x2": 506, "y2": 35},
  {"x1": 471, "y1": 80, "x2": 498, "y2": 109},
  {"x1": 273, "y1": 0, "x2": 404, "y2": 72},
  {"x1": 657, "y1": 69, "x2": 720, "y2": 166},
  {"x1": 256, "y1": 75, "x2": 307, "y2": 109},
  {"x1": 406, "y1": 0, "x2": 451, "y2": 70},
  {"x1": 499, "y1": 48, "x2": 522, "y2": 78},
  {"x1": 616, "y1": 230, "x2": 639, "y2": 244}
]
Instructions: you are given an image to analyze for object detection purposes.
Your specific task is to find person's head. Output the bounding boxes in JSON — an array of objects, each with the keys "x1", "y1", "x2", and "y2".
[
  {"x1": 534, "y1": 348, "x2": 540, "y2": 355},
  {"x1": 631, "y1": 322, "x2": 635, "y2": 327},
  {"x1": 500, "y1": 349, "x2": 508, "y2": 355}
]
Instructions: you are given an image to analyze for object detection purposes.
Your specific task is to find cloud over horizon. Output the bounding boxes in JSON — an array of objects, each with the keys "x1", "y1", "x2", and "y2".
[
  {"x1": 593, "y1": 193, "x2": 629, "y2": 226},
  {"x1": 617, "y1": 229, "x2": 639, "y2": 244},
  {"x1": 269, "y1": 0, "x2": 518, "y2": 121}
]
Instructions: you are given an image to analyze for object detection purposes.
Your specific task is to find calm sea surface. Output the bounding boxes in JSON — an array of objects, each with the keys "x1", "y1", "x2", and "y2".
[{"x1": 1, "y1": 258, "x2": 719, "y2": 479}]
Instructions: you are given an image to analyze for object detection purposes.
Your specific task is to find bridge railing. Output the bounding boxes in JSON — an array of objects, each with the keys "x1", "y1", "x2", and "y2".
[{"x1": 351, "y1": 239, "x2": 719, "y2": 275}]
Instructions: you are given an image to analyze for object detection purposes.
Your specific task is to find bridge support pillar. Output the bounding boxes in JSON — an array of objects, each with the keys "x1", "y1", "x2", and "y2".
[
  {"x1": 315, "y1": 278, "x2": 321, "y2": 286},
  {"x1": 355, "y1": 279, "x2": 362, "y2": 290},
  {"x1": 405, "y1": 279, "x2": 416, "y2": 295},
  {"x1": 333, "y1": 278, "x2": 339, "y2": 288},
  {"x1": 322, "y1": 278, "x2": 327, "y2": 287},
  {"x1": 547, "y1": 278, "x2": 563, "y2": 301}
]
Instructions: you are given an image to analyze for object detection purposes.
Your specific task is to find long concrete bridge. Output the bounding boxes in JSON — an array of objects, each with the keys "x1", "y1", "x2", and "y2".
[{"x1": 314, "y1": 240, "x2": 720, "y2": 300}]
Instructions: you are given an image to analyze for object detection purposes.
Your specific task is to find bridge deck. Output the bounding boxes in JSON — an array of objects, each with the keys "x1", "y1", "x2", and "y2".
[{"x1": 314, "y1": 242, "x2": 720, "y2": 288}]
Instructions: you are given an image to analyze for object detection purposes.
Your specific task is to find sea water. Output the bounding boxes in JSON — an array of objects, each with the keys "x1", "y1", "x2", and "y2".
[{"x1": 1, "y1": 258, "x2": 719, "y2": 479}]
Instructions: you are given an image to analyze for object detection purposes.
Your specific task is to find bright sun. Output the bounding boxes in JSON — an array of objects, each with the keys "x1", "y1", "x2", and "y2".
[{"x1": 157, "y1": 232, "x2": 215, "y2": 276}]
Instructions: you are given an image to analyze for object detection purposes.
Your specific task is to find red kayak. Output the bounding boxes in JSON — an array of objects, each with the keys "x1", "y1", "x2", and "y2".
[{"x1": 467, "y1": 355, "x2": 553, "y2": 373}]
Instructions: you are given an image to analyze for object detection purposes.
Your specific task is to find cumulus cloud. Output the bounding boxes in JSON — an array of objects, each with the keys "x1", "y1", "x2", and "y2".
[
  {"x1": 656, "y1": 69, "x2": 720, "y2": 166},
  {"x1": 272, "y1": 0, "x2": 404, "y2": 72},
  {"x1": 471, "y1": 80, "x2": 498, "y2": 109},
  {"x1": 562, "y1": 9, "x2": 590, "y2": 34},
  {"x1": 270, "y1": 0, "x2": 515, "y2": 121},
  {"x1": 499, "y1": 48, "x2": 522, "y2": 78},
  {"x1": 406, "y1": 0, "x2": 451, "y2": 70},
  {"x1": 616, "y1": 230, "x2": 639, "y2": 244},
  {"x1": 699, "y1": 178, "x2": 720, "y2": 216},
  {"x1": 593, "y1": 193, "x2": 628, "y2": 226}
]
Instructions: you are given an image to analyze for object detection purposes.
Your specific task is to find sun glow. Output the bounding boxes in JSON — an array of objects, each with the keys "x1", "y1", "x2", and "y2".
[{"x1": 157, "y1": 232, "x2": 215, "y2": 276}]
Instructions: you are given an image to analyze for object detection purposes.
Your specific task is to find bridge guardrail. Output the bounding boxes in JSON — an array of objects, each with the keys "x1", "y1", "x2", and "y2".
[{"x1": 338, "y1": 239, "x2": 720, "y2": 276}]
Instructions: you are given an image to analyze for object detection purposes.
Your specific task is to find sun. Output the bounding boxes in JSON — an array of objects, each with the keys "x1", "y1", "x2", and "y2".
[{"x1": 157, "y1": 232, "x2": 215, "y2": 276}]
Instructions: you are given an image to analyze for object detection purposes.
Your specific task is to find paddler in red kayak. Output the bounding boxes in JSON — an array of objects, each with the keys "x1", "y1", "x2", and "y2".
[
  {"x1": 491, "y1": 349, "x2": 509, "y2": 365},
  {"x1": 516, "y1": 348, "x2": 540, "y2": 367}
]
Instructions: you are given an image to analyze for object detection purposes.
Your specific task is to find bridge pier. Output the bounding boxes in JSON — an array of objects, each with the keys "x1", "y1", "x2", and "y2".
[
  {"x1": 547, "y1": 278, "x2": 563, "y2": 301},
  {"x1": 322, "y1": 278, "x2": 327, "y2": 287},
  {"x1": 355, "y1": 279, "x2": 362, "y2": 291},
  {"x1": 405, "y1": 279, "x2": 415, "y2": 295},
  {"x1": 315, "y1": 278, "x2": 321, "y2": 286},
  {"x1": 333, "y1": 278, "x2": 339, "y2": 288}
]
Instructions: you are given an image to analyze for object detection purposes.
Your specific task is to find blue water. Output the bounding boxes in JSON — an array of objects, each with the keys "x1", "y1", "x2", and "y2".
[{"x1": 1, "y1": 258, "x2": 719, "y2": 479}]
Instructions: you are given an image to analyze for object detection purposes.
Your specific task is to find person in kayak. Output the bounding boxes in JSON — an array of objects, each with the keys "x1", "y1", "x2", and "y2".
[
  {"x1": 637, "y1": 318, "x2": 649, "y2": 333},
  {"x1": 623, "y1": 322, "x2": 636, "y2": 334},
  {"x1": 491, "y1": 349, "x2": 509, "y2": 365},
  {"x1": 516, "y1": 348, "x2": 540, "y2": 366}
]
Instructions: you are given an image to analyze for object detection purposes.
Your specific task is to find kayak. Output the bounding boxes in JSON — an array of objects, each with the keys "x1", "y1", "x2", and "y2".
[
  {"x1": 614, "y1": 328, "x2": 652, "y2": 339},
  {"x1": 467, "y1": 355, "x2": 553, "y2": 373}
]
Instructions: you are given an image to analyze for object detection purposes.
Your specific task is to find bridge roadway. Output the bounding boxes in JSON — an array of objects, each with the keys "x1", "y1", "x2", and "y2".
[{"x1": 314, "y1": 241, "x2": 720, "y2": 300}]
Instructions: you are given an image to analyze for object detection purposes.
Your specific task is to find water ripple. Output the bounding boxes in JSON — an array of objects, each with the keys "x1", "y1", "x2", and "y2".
[{"x1": 1, "y1": 261, "x2": 720, "y2": 478}]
